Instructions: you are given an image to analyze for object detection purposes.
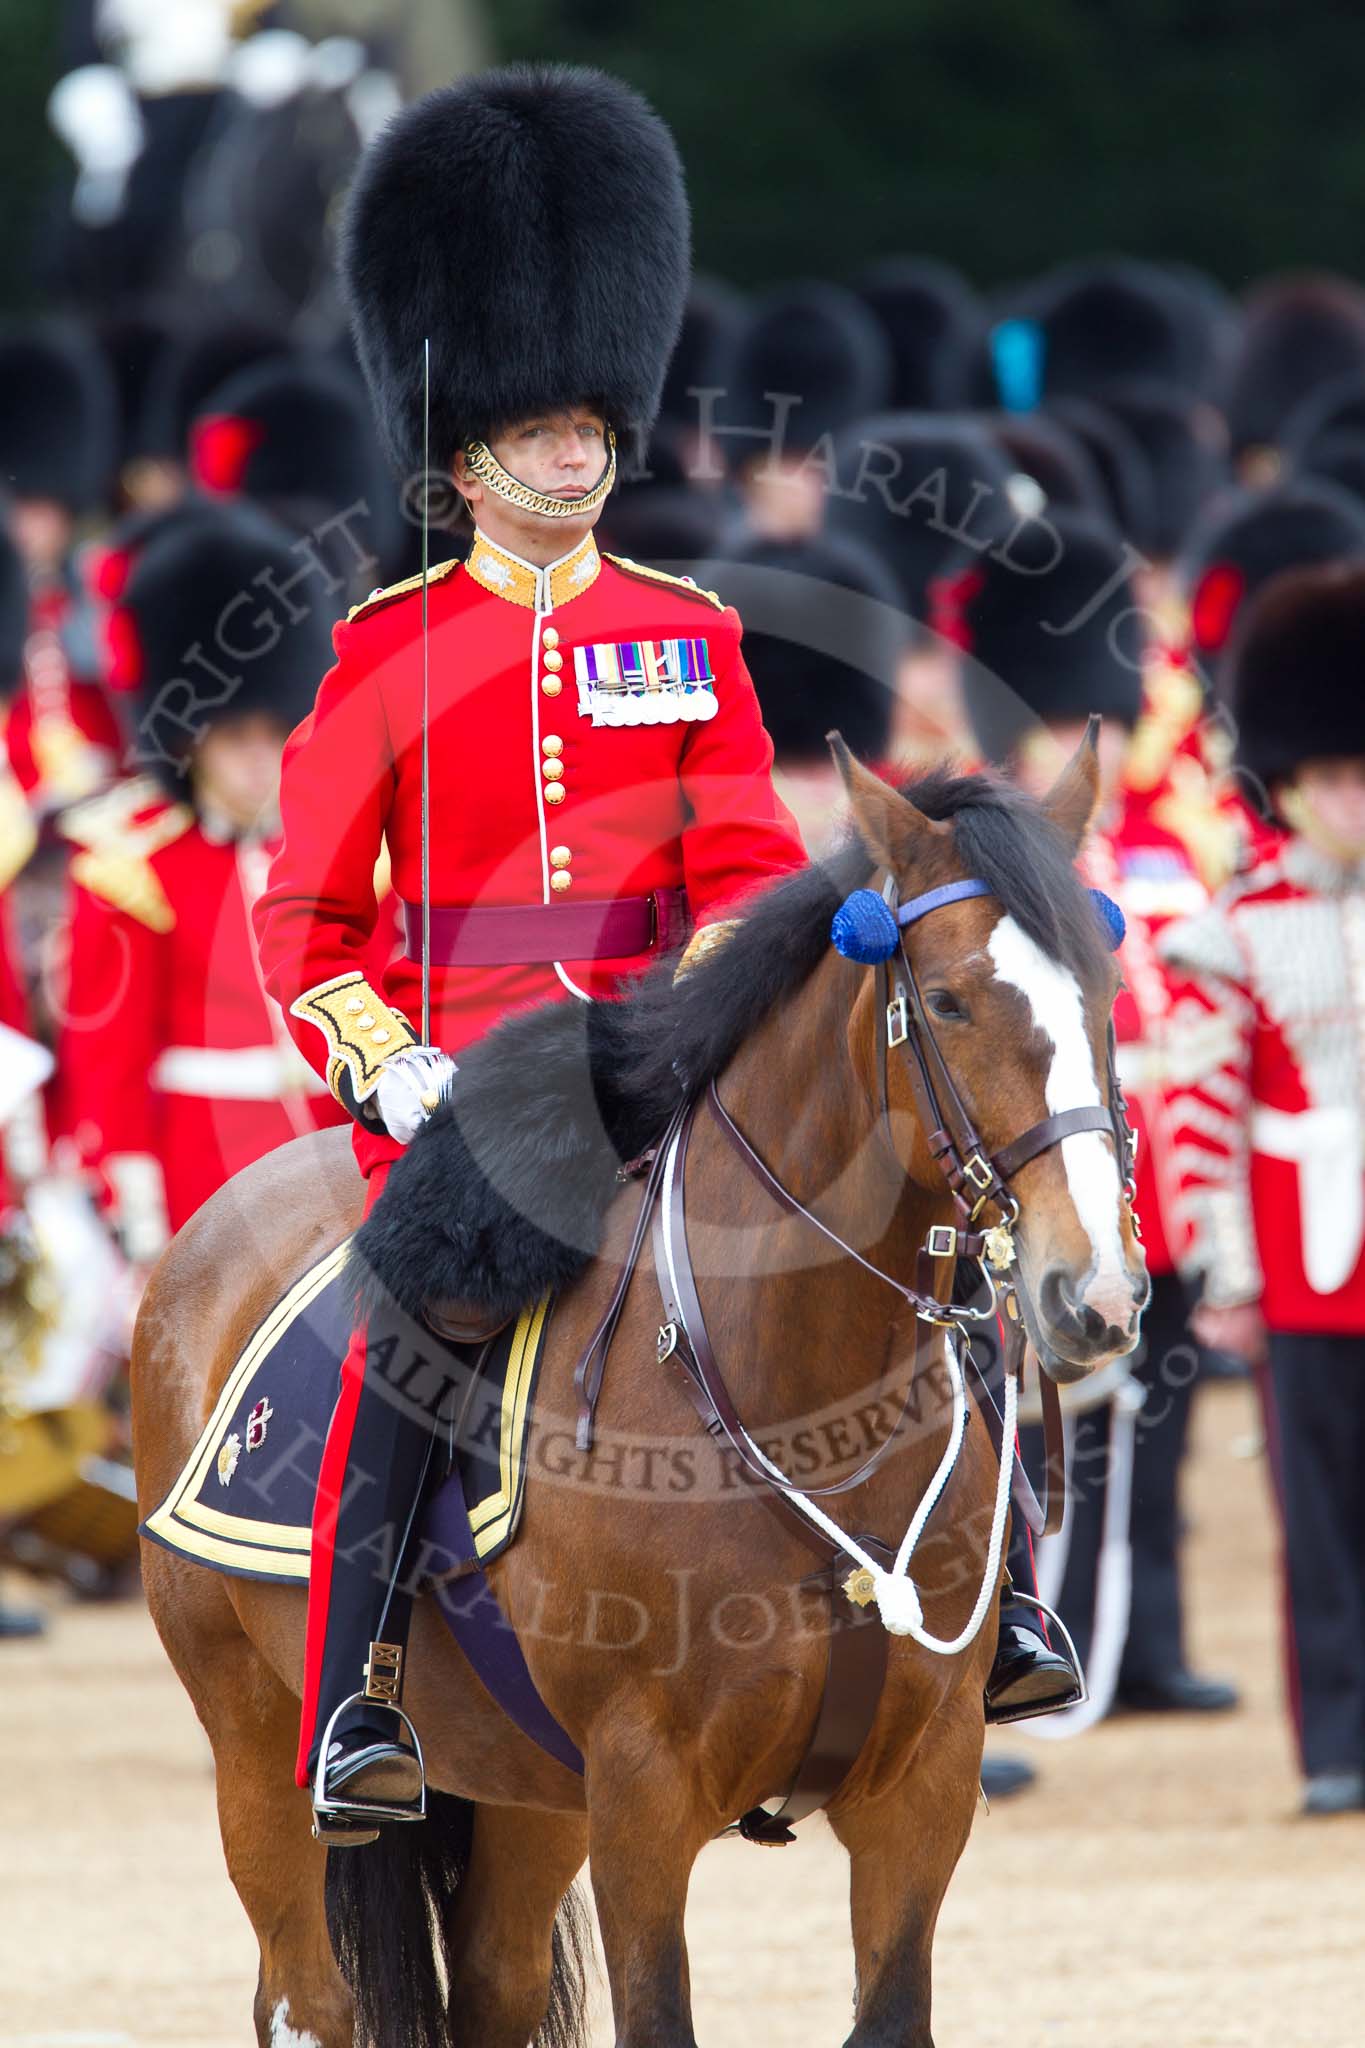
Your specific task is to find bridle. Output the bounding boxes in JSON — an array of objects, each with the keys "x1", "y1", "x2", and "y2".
[
  {"x1": 867, "y1": 873, "x2": 1137, "y2": 1315},
  {"x1": 568, "y1": 869, "x2": 1138, "y2": 1841},
  {"x1": 575, "y1": 869, "x2": 1138, "y2": 1508}
]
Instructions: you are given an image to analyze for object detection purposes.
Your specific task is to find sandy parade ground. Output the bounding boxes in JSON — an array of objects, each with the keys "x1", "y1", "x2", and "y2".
[{"x1": 1, "y1": 1377, "x2": 1361, "y2": 2048}]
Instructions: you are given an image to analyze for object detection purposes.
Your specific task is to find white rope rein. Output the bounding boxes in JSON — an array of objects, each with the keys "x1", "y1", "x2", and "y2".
[
  {"x1": 734, "y1": 1340, "x2": 1018, "y2": 1654},
  {"x1": 661, "y1": 1124, "x2": 1018, "y2": 1656}
]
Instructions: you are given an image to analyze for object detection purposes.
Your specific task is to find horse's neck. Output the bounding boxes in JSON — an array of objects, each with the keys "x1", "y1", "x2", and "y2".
[{"x1": 697, "y1": 952, "x2": 949, "y2": 1417}]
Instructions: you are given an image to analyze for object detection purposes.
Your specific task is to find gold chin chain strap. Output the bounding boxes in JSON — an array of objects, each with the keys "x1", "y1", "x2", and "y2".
[{"x1": 463, "y1": 428, "x2": 617, "y2": 518}]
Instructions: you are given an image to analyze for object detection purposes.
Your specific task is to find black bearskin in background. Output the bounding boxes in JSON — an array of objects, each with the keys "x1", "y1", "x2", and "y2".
[
  {"x1": 120, "y1": 500, "x2": 333, "y2": 794},
  {"x1": 1230, "y1": 560, "x2": 1365, "y2": 803},
  {"x1": 959, "y1": 506, "x2": 1145, "y2": 764}
]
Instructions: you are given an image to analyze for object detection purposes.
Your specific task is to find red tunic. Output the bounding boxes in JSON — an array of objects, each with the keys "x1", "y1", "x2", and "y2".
[
  {"x1": 61, "y1": 794, "x2": 349, "y2": 1248},
  {"x1": 1160, "y1": 836, "x2": 1365, "y2": 1333},
  {"x1": 1085, "y1": 793, "x2": 1208, "y2": 1278},
  {"x1": 5, "y1": 580, "x2": 123, "y2": 813},
  {"x1": 254, "y1": 530, "x2": 807, "y2": 1176}
]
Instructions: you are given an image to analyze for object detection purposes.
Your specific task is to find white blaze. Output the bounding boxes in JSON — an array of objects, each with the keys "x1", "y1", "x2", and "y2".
[
  {"x1": 270, "y1": 2002, "x2": 322, "y2": 2048},
  {"x1": 987, "y1": 915, "x2": 1132, "y2": 1327}
]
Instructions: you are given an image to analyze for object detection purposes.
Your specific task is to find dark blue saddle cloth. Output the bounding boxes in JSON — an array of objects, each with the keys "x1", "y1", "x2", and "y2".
[{"x1": 142, "y1": 1239, "x2": 582, "y2": 1774}]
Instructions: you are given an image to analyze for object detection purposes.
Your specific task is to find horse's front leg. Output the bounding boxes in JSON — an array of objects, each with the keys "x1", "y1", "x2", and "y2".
[
  {"x1": 585, "y1": 1718, "x2": 718, "y2": 2048},
  {"x1": 829, "y1": 1690, "x2": 985, "y2": 2048}
]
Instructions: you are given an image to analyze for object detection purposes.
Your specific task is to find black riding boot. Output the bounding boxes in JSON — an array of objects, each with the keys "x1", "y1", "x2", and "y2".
[{"x1": 303, "y1": 1313, "x2": 449, "y2": 1844}]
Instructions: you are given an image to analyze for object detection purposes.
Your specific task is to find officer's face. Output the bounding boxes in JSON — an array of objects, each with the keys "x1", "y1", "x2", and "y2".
[{"x1": 452, "y1": 408, "x2": 609, "y2": 556}]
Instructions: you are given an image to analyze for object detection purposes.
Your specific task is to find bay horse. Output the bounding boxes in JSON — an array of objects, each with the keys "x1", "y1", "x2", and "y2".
[{"x1": 131, "y1": 741, "x2": 1146, "y2": 2048}]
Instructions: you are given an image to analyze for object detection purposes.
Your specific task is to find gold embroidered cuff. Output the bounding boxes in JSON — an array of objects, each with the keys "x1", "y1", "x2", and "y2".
[{"x1": 290, "y1": 972, "x2": 416, "y2": 1103}]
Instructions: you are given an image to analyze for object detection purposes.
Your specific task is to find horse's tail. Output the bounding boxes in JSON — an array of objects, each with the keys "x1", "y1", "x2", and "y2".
[{"x1": 322, "y1": 1790, "x2": 593, "y2": 2048}]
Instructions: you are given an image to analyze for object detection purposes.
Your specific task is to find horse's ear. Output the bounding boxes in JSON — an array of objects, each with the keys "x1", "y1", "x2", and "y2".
[
  {"x1": 1041, "y1": 716, "x2": 1101, "y2": 851},
  {"x1": 827, "y1": 731, "x2": 947, "y2": 869}
]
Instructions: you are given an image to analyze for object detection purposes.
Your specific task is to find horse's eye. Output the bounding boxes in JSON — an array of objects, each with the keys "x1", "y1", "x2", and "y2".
[{"x1": 926, "y1": 988, "x2": 968, "y2": 1023}]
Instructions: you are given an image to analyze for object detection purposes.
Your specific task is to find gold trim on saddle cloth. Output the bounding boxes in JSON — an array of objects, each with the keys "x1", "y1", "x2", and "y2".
[{"x1": 141, "y1": 1240, "x2": 552, "y2": 1580}]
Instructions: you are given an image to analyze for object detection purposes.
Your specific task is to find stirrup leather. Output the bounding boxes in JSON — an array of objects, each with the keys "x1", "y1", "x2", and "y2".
[{"x1": 310, "y1": 1692, "x2": 428, "y2": 1838}]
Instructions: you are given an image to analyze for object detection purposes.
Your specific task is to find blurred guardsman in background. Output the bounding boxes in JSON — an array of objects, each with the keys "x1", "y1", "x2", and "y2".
[
  {"x1": 693, "y1": 530, "x2": 903, "y2": 852},
  {"x1": 959, "y1": 508, "x2": 1235, "y2": 1724},
  {"x1": 59, "y1": 502, "x2": 348, "y2": 1272},
  {"x1": 711, "y1": 283, "x2": 891, "y2": 541},
  {"x1": 0, "y1": 321, "x2": 123, "y2": 819},
  {"x1": 1161, "y1": 561, "x2": 1365, "y2": 1814}
]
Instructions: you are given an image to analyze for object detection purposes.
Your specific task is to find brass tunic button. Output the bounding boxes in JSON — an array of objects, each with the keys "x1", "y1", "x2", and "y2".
[
  {"x1": 549, "y1": 845, "x2": 572, "y2": 868},
  {"x1": 550, "y1": 870, "x2": 572, "y2": 894},
  {"x1": 541, "y1": 759, "x2": 564, "y2": 782},
  {"x1": 371, "y1": 1027, "x2": 392, "y2": 1045},
  {"x1": 541, "y1": 625, "x2": 560, "y2": 649},
  {"x1": 542, "y1": 648, "x2": 563, "y2": 672},
  {"x1": 344, "y1": 995, "x2": 365, "y2": 1014},
  {"x1": 541, "y1": 734, "x2": 563, "y2": 757},
  {"x1": 544, "y1": 784, "x2": 565, "y2": 806},
  {"x1": 357, "y1": 1012, "x2": 375, "y2": 1030},
  {"x1": 541, "y1": 676, "x2": 562, "y2": 697}
]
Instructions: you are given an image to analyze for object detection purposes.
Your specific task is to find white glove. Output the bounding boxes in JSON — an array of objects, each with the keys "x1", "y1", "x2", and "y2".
[{"x1": 374, "y1": 1046, "x2": 457, "y2": 1145}]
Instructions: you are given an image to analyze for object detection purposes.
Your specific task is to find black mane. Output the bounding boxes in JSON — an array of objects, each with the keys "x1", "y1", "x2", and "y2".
[{"x1": 353, "y1": 767, "x2": 1104, "y2": 1320}]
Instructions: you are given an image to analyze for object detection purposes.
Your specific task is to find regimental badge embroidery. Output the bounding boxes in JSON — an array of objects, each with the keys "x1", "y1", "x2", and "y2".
[
  {"x1": 573, "y1": 638, "x2": 717, "y2": 726},
  {"x1": 246, "y1": 1398, "x2": 274, "y2": 1453},
  {"x1": 217, "y1": 1433, "x2": 242, "y2": 1488}
]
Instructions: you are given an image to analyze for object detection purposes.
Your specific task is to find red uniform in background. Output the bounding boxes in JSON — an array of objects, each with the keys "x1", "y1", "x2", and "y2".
[
  {"x1": 255, "y1": 528, "x2": 808, "y2": 1180},
  {"x1": 5, "y1": 580, "x2": 123, "y2": 814},
  {"x1": 1086, "y1": 791, "x2": 1208, "y2": 1276},
  {"x1": 60, "y1": 785, "x2": 353, "y2": 1257},
  {"x1": 1160, "y1": 835, "x2": 1365, "y2": 1333}
]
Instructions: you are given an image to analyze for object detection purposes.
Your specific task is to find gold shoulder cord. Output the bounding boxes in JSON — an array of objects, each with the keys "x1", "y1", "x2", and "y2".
[{"x1": 463, "y1": 430, "x2": 617, "y2": 519}]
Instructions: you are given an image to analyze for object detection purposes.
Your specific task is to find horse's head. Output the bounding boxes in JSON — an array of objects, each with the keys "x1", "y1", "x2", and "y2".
[{"x1": 835, "y1": 732, "x2": 1149, "y2": 1382}]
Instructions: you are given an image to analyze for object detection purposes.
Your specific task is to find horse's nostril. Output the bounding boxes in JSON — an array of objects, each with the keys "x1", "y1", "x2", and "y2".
[{"x1": 1039, "y1": 1264, "x2": 1107, "y2": 1344}]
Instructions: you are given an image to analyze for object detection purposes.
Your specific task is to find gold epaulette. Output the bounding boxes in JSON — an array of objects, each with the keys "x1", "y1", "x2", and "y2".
[
  {"x1": 0, "y1": 766, "x2": 36, "y2": 892},
  {"x1": 346, "y1": 556, "x2": 462, "y2": 624},
  {"x1": 58, "y1": 774, "x2": 165, "y2": 851},
  {"x1": 604, "y1": 554, "x2": 726, "y2": 611},
  {"x1": 68, "y1": 802, "x2": 194, "y2": 933}
]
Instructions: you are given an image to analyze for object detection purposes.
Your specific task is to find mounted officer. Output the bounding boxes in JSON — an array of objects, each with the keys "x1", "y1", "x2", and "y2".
[{"x1": 254, "y1": 62, "x2": 1077, "y2": 1844}]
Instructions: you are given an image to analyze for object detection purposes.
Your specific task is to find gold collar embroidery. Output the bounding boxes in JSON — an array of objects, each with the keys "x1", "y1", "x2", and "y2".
[{"x1": 464, "y1": 530, "x2": 601, "y2": 612}]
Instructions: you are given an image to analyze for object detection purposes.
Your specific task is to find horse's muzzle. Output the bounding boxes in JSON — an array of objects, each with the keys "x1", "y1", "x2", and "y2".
[{"x1": 1032, "y1": 1259, "x2": 1150, "y2": 1377}]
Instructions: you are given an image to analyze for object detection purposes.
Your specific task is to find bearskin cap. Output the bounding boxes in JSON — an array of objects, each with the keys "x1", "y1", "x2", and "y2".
[
  {"x1": 0, "y1": 319, "x2": 117, "y2": 515},
  {"x1": 825, "y1": 413, "x2": 1016, "y2": 620},
  {"x1": 340, "y1": 65, "x2": 690, "y2": 477},
  {"x1": 988, "y1": 412, "x2": 1111, "y2": 520},
  {"x1": 1181, "y1": 477, "x2": 1365, "y2": 673},
  {"x1": 0, "y1": 516, "x2": 28, "y2": 699},
  {"x1": 117, "y1": 502, "x2": 332, "y2": 793},
  {"x1": 1225, "y1": 274, "x2": 1365, "y2": 458},
  {"x1": 696, "y1": 531, "x2": 904, "y2": 764},
  {"x1": 1021, "y1": 256, "x2": 1223, "y2": 399},
  {"x1": 852, "y1": 257, "x2": 987, "y2": 413},
  {"x1": 190, "y1": 355, "x2": 388, "y2": 509},
  {"x1": 715, "y1": 283, "x2": 892, "y2": 469},
  {"x1": 1043, "y1": 395, "x2": 1156, "y2": 544},
  {"x1": 1231, "y1": 561, "x2": 1365, "y2": 796},
  {"x1": 658, "y1": 276, "x2": 747, "y2": 435},
  {"x1": 958, "y1": 507, "x2": 1145, "y2": 766},
  {"x1": 1089, "y1": 379, "x2": 1229, "y2": 559}
]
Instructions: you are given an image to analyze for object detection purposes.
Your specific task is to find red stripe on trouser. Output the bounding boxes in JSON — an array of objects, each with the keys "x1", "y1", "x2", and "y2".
[{"x1": 295, "y1": 1161, "x2": 391, "y2": 1788}]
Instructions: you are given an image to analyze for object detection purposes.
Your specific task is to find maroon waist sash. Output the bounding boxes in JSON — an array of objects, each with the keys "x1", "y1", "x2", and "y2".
[{"x1": 401, "y1": 888, "x2": 688, "y2": 968}]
